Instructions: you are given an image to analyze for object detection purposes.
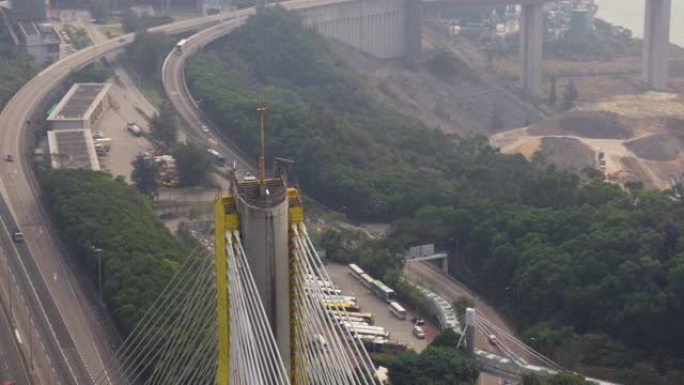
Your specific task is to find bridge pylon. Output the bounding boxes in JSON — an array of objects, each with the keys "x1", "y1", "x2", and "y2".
[{"x1": 214, "y1": 194, "x2": 239, "y2": 385}]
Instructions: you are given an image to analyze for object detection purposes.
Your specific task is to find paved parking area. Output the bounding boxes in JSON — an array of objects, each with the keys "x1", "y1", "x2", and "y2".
[
  {"x1": 326, "y1": 263, "x2": 436, "y2": 353},
  {"x1": 94, "y1": 78, "x2": 154, "y2": 181}
]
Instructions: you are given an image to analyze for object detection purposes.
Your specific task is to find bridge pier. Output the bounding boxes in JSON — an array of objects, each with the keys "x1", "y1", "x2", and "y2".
[
  {"x1": 519, "y1": 2, "x2": 544, "y2": 97},
  {"x1": 404, "y1": 0, "x2": 423, "y2": 63},
  {"x1": 642, "y1": 0, "x2": 671, "y2": 90},
  {"x1": 465, "y1": 308, "x2": 476, "y2": 355}
]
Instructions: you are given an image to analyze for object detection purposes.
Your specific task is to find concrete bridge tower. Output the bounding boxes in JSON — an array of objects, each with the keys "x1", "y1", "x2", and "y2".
[
  {"x1": 643, "y1": 0, "x2": 671, "y2": 90},
  {"x1": 519, "y1": 2, "x2": 544, "y2": 97},
  {"x1": 231, "y1": 106, "x2": 292, "y2": 374}
]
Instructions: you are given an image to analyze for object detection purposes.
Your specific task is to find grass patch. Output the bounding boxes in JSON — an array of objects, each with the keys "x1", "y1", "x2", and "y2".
[{"x1": 99, "y1": 24, "x2": 124, "y2": 38}]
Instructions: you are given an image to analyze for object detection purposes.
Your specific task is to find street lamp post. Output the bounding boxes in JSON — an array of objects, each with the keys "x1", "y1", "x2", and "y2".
[{"x1": 95, "y1": 248, "x2": 103, "y2": 305}]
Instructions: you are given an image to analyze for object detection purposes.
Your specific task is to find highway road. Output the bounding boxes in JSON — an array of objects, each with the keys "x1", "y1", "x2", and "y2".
[
  {"x1": 0, "y1": 2, "x2": 353, "y2": 383},
  {"x1": 161, "y1": 0, "x2": 355, "y2": 179},
  {"x1": 0, "y1": 292, "x2": 30, "y2": 385},
  {"x1": 0, "y1": 9, "x2": 269, "y2": 385},
  {"x1": 162, "y1": 16, "x2": 255, "y2": 176}
]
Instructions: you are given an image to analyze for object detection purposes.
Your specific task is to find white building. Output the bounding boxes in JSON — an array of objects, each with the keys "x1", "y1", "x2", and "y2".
[{"x1": 47, "y1": 83, "x2": 111, "y2": 131}]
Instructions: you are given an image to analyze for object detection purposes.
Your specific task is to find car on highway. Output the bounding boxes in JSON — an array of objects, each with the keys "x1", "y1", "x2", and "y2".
[
  {"x1": 200, "y1": 124, "x2": 210, "y2": 133},
  {"x1": 4, "y1": 154, "x2": 13, "y2": 162},
  {"x1": 488, "y1": 334, "x2": 499, "y2": 346},
  {"x1": 12, "y1": 229, "x2": 23, "y2": 243}
]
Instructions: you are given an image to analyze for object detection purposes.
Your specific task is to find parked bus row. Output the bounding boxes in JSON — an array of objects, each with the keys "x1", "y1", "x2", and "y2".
[
  {"x1": 303, "y1": 270, "x2": 392, "y2": 345},
  {"x1": 348, "y1": 264, "x2": 397, "y2": 303},
  {"x1": 348, "y1": 264, "x2": 425, "y2": 339}
]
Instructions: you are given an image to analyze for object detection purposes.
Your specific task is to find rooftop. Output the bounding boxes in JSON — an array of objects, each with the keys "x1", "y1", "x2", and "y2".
[
  {"x1": 47, "y1": 129, "x2": 101, "y2": 170},
  {"x1": 234, "y1": 178, "x2": 287, "y2": 208},
  {"x1": 48, "y1": 83, "x2": 111, "y2": 121}
]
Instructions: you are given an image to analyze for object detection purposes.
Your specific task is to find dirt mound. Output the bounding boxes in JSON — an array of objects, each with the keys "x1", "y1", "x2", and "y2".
[
  {"x1": 529, "y1": 111, "x2": 632, "y2": 139},
  {"x1": 538, "y1": 137, "x2": 595, "y2": 172},
  {"x1": 625, "y1": 134, "x2": 682, "y2": 162}
]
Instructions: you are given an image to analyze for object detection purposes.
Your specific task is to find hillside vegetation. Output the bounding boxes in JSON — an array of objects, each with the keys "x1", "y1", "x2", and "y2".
[
  {"x1": 40, "y1": 170, "x2": 188, "y2": 334},
  {"x1": 186, "y1": 7, "x2": 579, "y2": 222},
  {"x1": 186, "y1": 7, "x2": 684, "y2": 383},
  {"x1": 0, "y1": 23, "x2": 38, "y2": 109}
]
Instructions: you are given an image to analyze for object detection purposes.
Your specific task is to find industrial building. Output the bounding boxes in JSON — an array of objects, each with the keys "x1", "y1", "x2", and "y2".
[
  {"x1": 47, "y1": 128, "x2": 101, "y2": 170},
  {"x1": 11, "y1": 20, "x2": 60, "y2": 64},
  {"x1": 0, "y1": 0, "x2": 59, "y2": 65},
  {"x1": 9, "y1": 0, "x2": 47, "y2": 21},
  {"x1": 47, "y1": 83, "x2": 111, "y2": 130}
]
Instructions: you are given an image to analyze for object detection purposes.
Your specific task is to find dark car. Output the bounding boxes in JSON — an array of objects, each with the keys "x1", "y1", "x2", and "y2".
[
  {"x1": 411, "y1": 316, "x2": 424, "y2": 325},
  {"x1": 4, "y1": 154, "x2": 13, "y2": 162}
]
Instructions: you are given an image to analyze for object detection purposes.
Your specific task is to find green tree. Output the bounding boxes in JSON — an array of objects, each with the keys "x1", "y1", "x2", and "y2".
[
  {"x1": 548, "y1": 75, "x2": 557, "y2": 106},
  {"x1": 39, "y1": 169, "x2": 187, "y2": 334},
  {"x1": 149, "y1": 102, "x2": 178, "y2": 147},
  {"x1": 89, "y1": 0, "x2": 110, "y2": 23},
  {"x1": 388, "y1": 346, "x2": 480, "y2": 385},
  {"x1": 127, "y1": 29, "x2": 172, "y2": 80},
  {"x1": 131, "y1": 154, "x2": 158, "y2": 198},
  {"x1": 562, "y1": 80, "x2": 578, "y2": 110},
  {"x1": 173, "y1": 143, "x2": 212, "y2": 187},
  {"x1": 121, "y1": 9, "x2": 141, "y2": 33},
  {"x1": 65, "y1": 60, "x2": 113, "y2": 84}
]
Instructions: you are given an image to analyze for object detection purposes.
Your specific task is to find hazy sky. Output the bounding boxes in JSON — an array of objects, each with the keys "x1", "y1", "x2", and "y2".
[{"x1": 595, "y1": 0, "x2": 684, "y2": 46}]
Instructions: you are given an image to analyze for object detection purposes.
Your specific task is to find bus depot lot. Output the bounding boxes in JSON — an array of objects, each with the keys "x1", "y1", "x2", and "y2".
[{"x1": 326, "y1": 263, "x2": 435, "y2": 353}]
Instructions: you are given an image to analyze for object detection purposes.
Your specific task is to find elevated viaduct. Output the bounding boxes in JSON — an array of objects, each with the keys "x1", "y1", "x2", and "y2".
[{"x1": 301, "y1": 0, "x2": 673, "y2": 97}]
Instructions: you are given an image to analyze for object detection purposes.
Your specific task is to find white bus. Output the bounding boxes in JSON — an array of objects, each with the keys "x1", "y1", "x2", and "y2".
[
  {"x1": 327, "y1": 311, "x2": 374, "y2": 325},
  {"x1": 321, "y1": 287, "x2": 342, "y2": 296},
  {"x1": 332, "y1": 315, "x2": 370, "y2": 326},
  {"x1": 370, "y1": 280, "x2": 397, "y2": 303},
  {"x1": 359, "y1": 273, "x2": 374, "y2": 289},
  {"x1": 348, "y1": 263, "x2": 364, "y2": 280},
  {"x1": 389, "y1": 301, "x2": 407, "y2": 320},
  {"x1": 176, "y1": 39, "x2": 187, "y2": 54},
  {"x1": 206, "y1": 149, "x2": 226, "y2": 167},
  {"x1": 343, "y1": 323, "x2": 389, "y2": 339},
  {"x1": 322, "y1": 294, "x2": 357, "y2": 305}
]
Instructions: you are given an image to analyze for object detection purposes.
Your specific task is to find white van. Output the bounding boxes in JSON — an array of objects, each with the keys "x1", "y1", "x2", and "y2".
[{"x1": 412, "y1": 325, "x2": 425, "y2": 339}]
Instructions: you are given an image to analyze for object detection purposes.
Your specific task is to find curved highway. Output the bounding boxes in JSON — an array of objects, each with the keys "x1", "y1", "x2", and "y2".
[
  {"x1": 0, "y1": 9, "x2": 259, "y2": 385},
  {"x1": 162, "y1": 0, "x2": 352, "y2": 178},
  {"x1": 162, "y1": 16, "x2": 254, "y2": 176},
  {"x1": 0, "y1": 1, "x2": 350, "y2": 384}
]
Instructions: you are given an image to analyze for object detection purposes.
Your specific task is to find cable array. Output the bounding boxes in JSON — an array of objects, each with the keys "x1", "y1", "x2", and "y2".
[
  {"x1": 92, "y1": 221, "x2": 380, "y2": 385},
  {"x1": 227, "y1": 230, "x2": 291, "y2": 385},
  {"x1": 93, "y1": 234, "x2": 218, "y2": 385},
  {"x1": 289, "y1": 223, "x2": 379, "y2": 385},
  {"x1": 474, "y1": 311, "x2": 563, "y2": 371}
]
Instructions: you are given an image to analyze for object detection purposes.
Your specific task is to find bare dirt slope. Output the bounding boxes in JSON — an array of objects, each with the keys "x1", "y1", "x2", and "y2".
[
  {"x1": 330, "y1": 24, "x2": 545, "y2": 137},
  {"x1": 539, "y1": 137, "x2": 596, "y2": 173},
  {"x1": 491, "y1": 92, "x2": 684, "y2": 189}
]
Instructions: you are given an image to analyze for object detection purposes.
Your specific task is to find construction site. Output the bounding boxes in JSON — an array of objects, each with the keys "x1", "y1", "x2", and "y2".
[{"x1": 491, "y1": 92, "x2": 684, "y2": 189}]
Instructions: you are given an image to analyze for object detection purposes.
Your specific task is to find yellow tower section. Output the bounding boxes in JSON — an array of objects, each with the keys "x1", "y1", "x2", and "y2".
[
  {"x1": 215, "y1": 193, "x2": 239, "y2": 385},
  {"x1": 288, "y1": 187, "x2": 307, "y2": 385}
]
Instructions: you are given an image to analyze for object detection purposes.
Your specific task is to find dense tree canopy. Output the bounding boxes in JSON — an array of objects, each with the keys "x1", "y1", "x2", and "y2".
[
  {"x1": 0, "y1": 24, "x2": 37, "y2": 109},
  {"x1": 40, "y1": 169, "x2": 188, "y2": 334},
  {"x1": 186, "y1": 7, "x2": 582, "y2": 222},
  {"x1": 149, "y1": 101, "x2": 179, "y2": 148},
  {"x1": 388, "y1": 346, "x2": 480, "y2": 385},
  {"x1": 182, "y1": 7, "x2": 684, "y2": 383},
  {"x1": 127, "y1": 30, "x2": 173, "y2": 82},
  {"x1": 173, "y1": 143, "x2": 212, "y2": 187},
  {"x1": 131, "y1": 154, "x2": 158, "y2": 198}
]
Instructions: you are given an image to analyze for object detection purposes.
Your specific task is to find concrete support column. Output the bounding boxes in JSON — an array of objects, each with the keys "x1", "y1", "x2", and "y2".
[
  {"x1": 404, "y1": 0, "x2": 422, "y2": 63},
  {"x1": 519, "y1": 2, "x2": 543, "y2": 97},
  {"x1": 465, "y1": 308, "x2": 476, "y2": 355},
  {"x1": 643, "y1": 0, "x2": 671, "y2": 90}
]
